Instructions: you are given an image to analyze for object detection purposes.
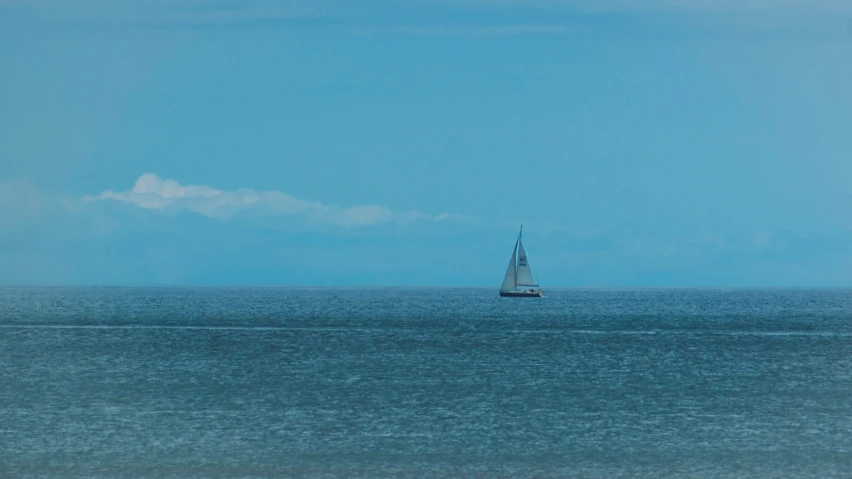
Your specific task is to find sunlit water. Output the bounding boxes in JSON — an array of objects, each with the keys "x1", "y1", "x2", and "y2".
[{"x1": 2, "y1": 287, "x2": 851, "y2": 478}]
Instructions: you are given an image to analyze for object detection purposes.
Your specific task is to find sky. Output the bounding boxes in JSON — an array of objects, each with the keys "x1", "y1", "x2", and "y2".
[{"x1": 1, "y1": 0, "x2": 851, "y2": 286}]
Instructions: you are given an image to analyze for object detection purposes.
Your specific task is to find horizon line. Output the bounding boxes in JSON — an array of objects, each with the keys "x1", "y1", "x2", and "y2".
[{"x1": 2, "y1": 284, "x2": 851, "y2": 290}]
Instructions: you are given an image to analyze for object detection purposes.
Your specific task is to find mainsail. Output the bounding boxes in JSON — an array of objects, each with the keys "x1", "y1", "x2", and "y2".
[{"x1": 516, "y1": 240, "x2": 536, "y2": 286}]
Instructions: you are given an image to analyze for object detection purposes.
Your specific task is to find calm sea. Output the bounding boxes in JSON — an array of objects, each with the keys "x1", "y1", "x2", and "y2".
[{"x1": 1, "y1": 287, "x2": 851, "y2": 478}]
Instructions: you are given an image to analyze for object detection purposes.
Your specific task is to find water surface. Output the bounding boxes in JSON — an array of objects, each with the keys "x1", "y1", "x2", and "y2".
[{"x1": 1, "y1": 287, "x2": 851, "y2": 478}]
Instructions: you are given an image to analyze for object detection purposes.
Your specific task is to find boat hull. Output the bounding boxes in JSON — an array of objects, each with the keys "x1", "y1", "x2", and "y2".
[{"x1": 499, "y1": 290, "x2": 544, "y2": 298}]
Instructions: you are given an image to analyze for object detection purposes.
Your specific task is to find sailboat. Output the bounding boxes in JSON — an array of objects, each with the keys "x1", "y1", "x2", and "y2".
[{"x1": 499, "y1": 225, "x2": 544, "y2": 298}]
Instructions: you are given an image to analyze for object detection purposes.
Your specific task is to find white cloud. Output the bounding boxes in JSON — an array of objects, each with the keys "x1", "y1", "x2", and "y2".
[{"x1": 84, "y1": 173, "x2": 457, "y2": 227}]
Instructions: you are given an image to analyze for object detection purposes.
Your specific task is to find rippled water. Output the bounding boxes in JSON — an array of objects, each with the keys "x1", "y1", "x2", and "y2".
[{"x1": 2, "y1": 287, "x2": 851, "y2": 478}]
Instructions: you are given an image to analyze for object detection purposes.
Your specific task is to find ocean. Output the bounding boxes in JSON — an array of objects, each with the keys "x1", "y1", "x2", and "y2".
[{"x1": 1, "y1": 287, "x2": 851, "y2": 478}]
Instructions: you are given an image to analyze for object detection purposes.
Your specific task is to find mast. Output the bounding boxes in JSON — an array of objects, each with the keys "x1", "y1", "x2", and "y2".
[{"x1": 515, "y1": 225, "x2": 522, "y2": 287}]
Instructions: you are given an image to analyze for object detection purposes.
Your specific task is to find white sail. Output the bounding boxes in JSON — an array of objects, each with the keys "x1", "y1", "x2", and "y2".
[
  {"x1": 516, "y1": 240, "x2": 536, "y2": 286},
  {"x1": 500, "y1": 244, "x2": 517, "y2": 291}
]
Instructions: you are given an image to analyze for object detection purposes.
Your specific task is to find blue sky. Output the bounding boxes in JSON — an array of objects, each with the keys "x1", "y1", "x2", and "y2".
[{"x1": 1, "y1": 0, "x2": 851, "y2": 286}]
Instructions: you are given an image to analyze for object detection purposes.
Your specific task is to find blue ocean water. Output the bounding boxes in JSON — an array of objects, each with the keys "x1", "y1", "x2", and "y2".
[{"x1": 1, "y1": 287, "x2": 851, "y2": 478}]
